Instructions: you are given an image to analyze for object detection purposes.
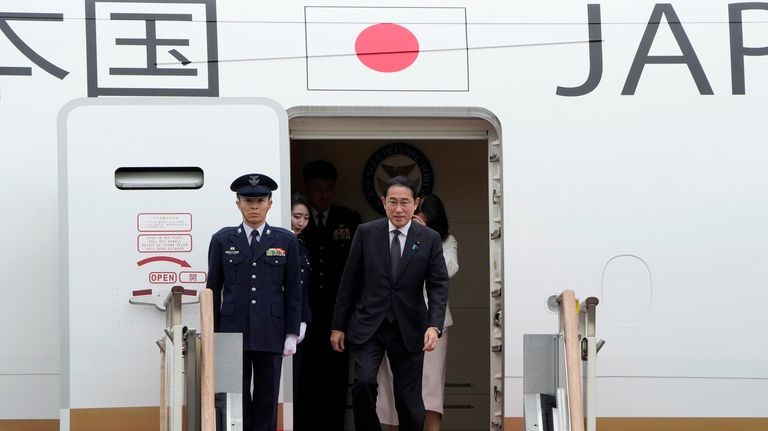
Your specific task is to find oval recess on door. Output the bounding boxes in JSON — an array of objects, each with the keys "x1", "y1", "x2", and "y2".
[{"x1": 601, "y1": 254, "x2": 653, "y2": 327}]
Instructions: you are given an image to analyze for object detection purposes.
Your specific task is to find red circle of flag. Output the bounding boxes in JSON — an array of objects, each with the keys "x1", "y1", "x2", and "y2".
[{"x1": 355, "y1": 23, "x2": 419, "y2": 73}]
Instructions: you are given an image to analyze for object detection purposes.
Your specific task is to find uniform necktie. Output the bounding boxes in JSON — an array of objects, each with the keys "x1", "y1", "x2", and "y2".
[
  {"x1": 317, "y1": 212, "x2": 325, "y2": 230},
  {"x1": 251, "y1": 230, "x2": 259, "y2": 254},
  {"x1": 390, "y1": 230, "x2": 401, "y2": 279}
]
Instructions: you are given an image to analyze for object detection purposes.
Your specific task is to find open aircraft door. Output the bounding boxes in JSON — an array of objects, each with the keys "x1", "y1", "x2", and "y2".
[{"x1": 58, "y1": 98, "x2": 290, "y2": 429}]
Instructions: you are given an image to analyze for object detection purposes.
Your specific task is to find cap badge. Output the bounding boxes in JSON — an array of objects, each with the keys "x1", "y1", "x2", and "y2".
[{"x1": 248, "y1": 175, "x2": 260, "y2": 186}]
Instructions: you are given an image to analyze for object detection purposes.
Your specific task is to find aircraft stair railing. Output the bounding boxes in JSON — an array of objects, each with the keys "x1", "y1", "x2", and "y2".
[
  {"x1": 129, "y1": 286, "x2": 217, "y2": 431},
  {"x1": 523, "y1": 290, "x2": 605, "y2": 431}
]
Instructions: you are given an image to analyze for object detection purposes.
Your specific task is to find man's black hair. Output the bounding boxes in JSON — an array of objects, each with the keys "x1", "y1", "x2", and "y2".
[
  {"x1": 302, "y1": 160, "x2": 338, "y2": 183},
  {"x1": 382, "y1": 176, "x2": 418, "y2": 199}
]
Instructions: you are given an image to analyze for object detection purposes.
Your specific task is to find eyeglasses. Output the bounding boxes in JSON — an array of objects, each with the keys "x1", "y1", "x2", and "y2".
[{"x1": 385, "y1": 198, "x2": 415, "y2": 209}]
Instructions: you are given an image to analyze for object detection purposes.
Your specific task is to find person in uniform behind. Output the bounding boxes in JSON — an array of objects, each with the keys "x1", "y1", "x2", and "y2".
[
  {"x1": 296, "y1": 160, "x2": 362, "y2": 431},
  {"x1": 376, "y1": 193, "x2": 459, "y2": 431},
  {"x1": 290, "y1": 194, "x2": 312, "y2": 424},
  {"x1": 206, "y1": 173, "x2": 301, "y2": 431}
]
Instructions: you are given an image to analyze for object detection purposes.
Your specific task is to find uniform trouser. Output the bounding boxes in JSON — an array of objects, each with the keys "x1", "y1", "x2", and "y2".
[
  {"x1": 350, "y1": 320, "x2": 425, "y2": 431},
  {"x1": 295, "y1": 329, "x2": 349, "y2": 431},
  {"x1": 243, "y1": 350, "x2": 282, "y2": 431}
]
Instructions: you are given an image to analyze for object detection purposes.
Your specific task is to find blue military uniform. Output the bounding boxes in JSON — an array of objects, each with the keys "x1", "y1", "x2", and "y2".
[
  {"x1": 295, "y1": 160, "x2": 361, "y2": 431},
  {"x1": 206, "y1": 173, "x2": 301, "y2": 431},
  {"x1": 297, "y1": 236, "x2": 313, "y2": 325},
  {"x1": 292, "y1": 235, "x2": 313, "y2": 416},
  {"x1": 207, "y1": 223, "x2": 301, "y2": 351}
]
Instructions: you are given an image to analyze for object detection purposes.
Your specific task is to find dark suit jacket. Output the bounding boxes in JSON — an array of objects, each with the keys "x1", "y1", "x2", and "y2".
[
  {"x1": 206, "y1": 223, "x2": 301, "y2": 353},
  {"x1": 302, "y1": 205, "x2": 361, "y2": 330},
  {"x1": 332, "y1": 218, "x2": 450, "y2": 352}
]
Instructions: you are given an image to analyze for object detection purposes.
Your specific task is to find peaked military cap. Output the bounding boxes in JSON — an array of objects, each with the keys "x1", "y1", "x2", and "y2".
[{"x1": 230, "y1": 173, "x2": 278, "y2": 197}]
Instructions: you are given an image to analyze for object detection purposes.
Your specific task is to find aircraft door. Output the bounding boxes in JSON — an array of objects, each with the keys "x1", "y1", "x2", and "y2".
[{"x1": 58, "y1": 98, "x2": 290, "y2": 428}]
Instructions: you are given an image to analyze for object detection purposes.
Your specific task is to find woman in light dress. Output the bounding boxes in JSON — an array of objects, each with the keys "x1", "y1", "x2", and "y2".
[{"x1": 376, "y1": 193, "x2": 458, "y2": 431}]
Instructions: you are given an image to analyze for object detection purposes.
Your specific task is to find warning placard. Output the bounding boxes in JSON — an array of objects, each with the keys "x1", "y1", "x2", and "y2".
[
  {"x1": 137, "y1": 213, "x2": 192, "y2": 232},
  {"x1": 138, "y1": 234, "x2": 193, "y2": 253}
]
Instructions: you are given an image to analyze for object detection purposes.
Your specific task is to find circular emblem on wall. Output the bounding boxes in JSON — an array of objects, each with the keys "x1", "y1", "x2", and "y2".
[{"x1": 363, "y1": 143, "x2": 434, "y2": 214}]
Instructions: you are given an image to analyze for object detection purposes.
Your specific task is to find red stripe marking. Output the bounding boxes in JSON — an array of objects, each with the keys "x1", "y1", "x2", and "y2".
[
  {"x1": 132, "y1": 289, "x2": 153, "y2": 296},
  {"x1": 137, "y1": 256, "x2": 192, "y2": 267}
]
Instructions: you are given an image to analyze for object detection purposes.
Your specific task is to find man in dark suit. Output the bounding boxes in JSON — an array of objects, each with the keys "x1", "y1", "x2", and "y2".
[
  {"x1": 206, "y1": 173, "x2": 301, "y2": 431},
  {"x1": 331, "y1": 176, "x2": 450, "y2": 431},
  {"x1": 296, "y1": 160, "x2": 361, "y2": 431}
]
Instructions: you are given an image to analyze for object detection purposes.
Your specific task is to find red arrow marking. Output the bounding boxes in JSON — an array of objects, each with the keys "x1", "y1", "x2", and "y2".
[{"x1": 137, "y1": 256, "x2": 192, "y2": 268}]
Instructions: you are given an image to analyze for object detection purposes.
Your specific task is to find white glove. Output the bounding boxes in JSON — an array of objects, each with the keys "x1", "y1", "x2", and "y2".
[
  {"x1": 298, "y1": 322, "x2": 307, "y2": 343},
  {"x1": 283, "y1": 334, "x2": 298, "y2": 356}
]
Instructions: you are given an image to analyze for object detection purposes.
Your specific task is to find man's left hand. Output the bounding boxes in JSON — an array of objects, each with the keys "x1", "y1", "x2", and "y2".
[{"x1": 423, "y1": 327, "x2": 439, "y2": 352}]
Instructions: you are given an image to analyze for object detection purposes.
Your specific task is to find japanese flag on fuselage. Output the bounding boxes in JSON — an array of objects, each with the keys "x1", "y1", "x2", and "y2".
[{"x1": 304, "y1": 6, "x2": 469, "y2": 91}]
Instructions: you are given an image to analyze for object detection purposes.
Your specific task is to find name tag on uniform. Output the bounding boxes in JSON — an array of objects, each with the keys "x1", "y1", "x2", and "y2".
[{"x1": 266, "y1": 248, "x2": 286, "y2": 257}]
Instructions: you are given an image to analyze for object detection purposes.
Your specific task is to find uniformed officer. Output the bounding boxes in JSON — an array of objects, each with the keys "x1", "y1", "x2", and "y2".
[
  {"x1": 289, "y1": 194, "x2": 313, "y2": 426},
  {"x1": 206, "y1": 173, "x2": 301, "y2": 431},
  {"x1": 295, "y1": 160, "x2": 361, "y2": 431}
]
